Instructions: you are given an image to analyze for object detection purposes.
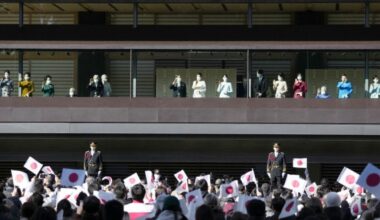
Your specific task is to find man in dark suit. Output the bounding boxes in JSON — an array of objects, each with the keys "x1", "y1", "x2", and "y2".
[
  {"x1": 266, "y1": 143, "x2": 286, "y2": 190},
  {"x1": 170, "y1": 75, "x2": 187, "y2": 97},
  {"x1": 253, "y1": 69, "x2": 268, "y2": 98},
  {"x1": 88, "y1": 74, "x2": 104, "y2": 97},
  {"x1": 84, "y1": 141, "x2": 103, "y2": 178}
]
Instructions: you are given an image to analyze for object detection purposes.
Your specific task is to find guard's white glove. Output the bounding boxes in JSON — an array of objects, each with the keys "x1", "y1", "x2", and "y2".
[
  {"x1": 97, "y1": 171, "x2": 102, "y2": 176},
  {"x1": 85, "y1": 171, "x2": 88, "y2": 176},
  {"x1": 267, "y1": 172, "x2": 271, "y2": 178},
  {"x1": 282, "y1": 172, "x2": 286, "y2": 178}
]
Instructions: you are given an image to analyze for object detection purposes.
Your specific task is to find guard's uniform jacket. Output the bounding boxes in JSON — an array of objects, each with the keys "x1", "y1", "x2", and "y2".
[{"x1": 84, "y1": 150, "x2": 103, "y2": 177}]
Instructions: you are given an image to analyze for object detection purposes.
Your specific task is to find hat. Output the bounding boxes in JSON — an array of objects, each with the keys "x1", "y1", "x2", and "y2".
[
  {"x1": 162, "y1": 196, "x2": 180, "y2": 212},
  {"x1": 323, "y1": 192, "x2": 341, "y2": 208}
]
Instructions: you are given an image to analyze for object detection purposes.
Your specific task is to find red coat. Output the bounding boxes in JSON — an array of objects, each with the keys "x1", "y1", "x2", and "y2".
[{"x1": 293, "y1": 81, "x2": 307, "y2": 99}]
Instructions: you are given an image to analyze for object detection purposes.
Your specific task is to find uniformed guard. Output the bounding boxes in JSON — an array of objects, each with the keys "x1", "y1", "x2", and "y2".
[
  {"x1": 266, "y1": 142, "x2": 286, "y2": 190},
  {"x1": 83, "y1": 141, "x2": 103, "y2": 178}
]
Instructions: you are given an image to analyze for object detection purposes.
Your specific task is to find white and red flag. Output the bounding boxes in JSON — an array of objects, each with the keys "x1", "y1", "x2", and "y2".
[
  {"x1": 24, "y1": 156, "x2": 43, "y2": 175},
  {"x1": 61, "y1": 168, "x2": 86, "y2": 187}
]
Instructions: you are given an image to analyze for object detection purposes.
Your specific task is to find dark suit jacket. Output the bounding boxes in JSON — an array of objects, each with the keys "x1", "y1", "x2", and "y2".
[
  {"x1": 88, "y1": 82, "x2": 104, "y2": 97},
  {"x1": 84, "y1": 150, "x2": 103, "y2": 175},
  {"x1": 253, "y1": 77, "x2": 268, "y2": 97},
  {"x1": 266, "y1": 152, "x2": 286, "y2": 176},
  {"x1": 170, "y1": 82, "x2": 187, "y2": 97}
]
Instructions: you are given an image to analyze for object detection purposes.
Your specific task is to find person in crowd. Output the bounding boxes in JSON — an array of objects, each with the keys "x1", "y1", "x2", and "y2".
[
  {"x1": 101, "y1": 74, "x2": 112, "y2": 97},
  {"x1": 18, "y1": 72, "x2": 35, "y2": 97},
  {"x1": 155, "y1": 196, "x2": 187, "y2": 220},
  {"x1": 293, "y1": 73, "x2": 307, "y2": 99},
  {"x1": 41, "y1": 75, "x2": 54, "y2": 97},
  {"x1": 323, "y1": 192, "x2": 342, "y2": 220},
  {"x1": 0, "y1": 70, "x2": 14, "y2": 97},
  {"x1": 315, "y1": 85, "x2": 330, "y2": 99},
  {"x1": 369, "y1": 75, "x2": 380, "y2": 99},
  {"x1": 266, "y1": 143, "x2": 287, "y2": 190},
  {"x1": 246, "y1": 199, "x2": 266, "y2": 220},
  {"x1": 253, "y1": 69, "x2": 268, "y2": 98},
  {"x1": 103, "y1": 200, "x2": 125, "y2": 220},
  {"x1": 124, "y1": 184, "x2": 154, "y2": 220},
  {"x1": 337, "y1": 74, "x2": 353, "y2": 99},
  {"x1": 267, "y1": 197, "x2": 285, "y2": 220},
  {"x1": 217, "y1": 74, "x2": 233, "y2": 98},
  {"x1": 88, "y1": 74, "x2": 103, "y2": 97},
  {"x1": 83, "y1": 141, "x2": 103, "y2": 178},
  {"x1": 192, "y1": 73, "x2": 206, "y2": 98},
  {"x1": 170, "y1": 75, "x2": 187, "y2": 98},
  {"x1": 196, "y1": 204, "x2": 214, "y2": 220},
  {"x1": 273, "y1": 73, "x2": 287, "y2": 98},
  {"x1": 67, "y1": 87, "x2": 77, "y2": 97}
]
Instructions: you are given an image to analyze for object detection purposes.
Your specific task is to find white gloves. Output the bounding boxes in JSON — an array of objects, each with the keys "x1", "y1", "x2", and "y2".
[
  {"x1": 85, "y1": 171, "x2": 88, "y2": 176},
  {"x1": 267, "y1": 173, "x2": 271, "y2": 178},
  {"x1": 282, "y1": 172, "x2": 286, "y2": 178}
]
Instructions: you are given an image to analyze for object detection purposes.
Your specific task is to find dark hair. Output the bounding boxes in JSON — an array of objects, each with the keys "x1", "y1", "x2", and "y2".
[
  {"x1": 30, "y1": 206, "x2": 56, "y2": 220},
  {"x1": 113, "y1": 182, "x2": 127, "y2": 200},
  {"x1": 24, "y1": 72, "x2": 31, "y2": 77},
  {"x1": 90, "y1": 141, "x2": 97, "y2": 145},
  {"x1": 57, "y1": 199, "x2": 73, "y2": 217},
  {"x1": 271, "y1": 197, "x2": 285, "y2": 213},
  {"x1": 305, "y1": 197, "x2": 323, "y2": 214},
  {"x1": 21, "y1": 202, "x2": 36, "y2": 218},
  {"x1": 278, "y1": 73, "x2": 285, "y2": 79},
  {"x1": 257, "y1": 69, "x2": 264, "y2": 75},
  {"x1": 246, "y1": 199, "x2": 266, "y2": 217},
  {"x1": 195, "y1": 204, "x2": 214, "y2": 220},
  {"x1": 341, "y1": 74, "x2": 347, "y2": 77},
  {"x1": 196, "y1": 179, "x2": 208, "y2": 192},
  {"x1": 131, "y1": 184, "x2": 146, "y2": 202},
  {"x1": 44, "y1": 75, "x2": 52, "y2": 81},
  {"x1": 197, "y1": 73, "x2": 203, "y2": 78},
  {"x1": 104, "y1": 200, "x2": 124, "y2": 220},
  {"x1": 28, "y1": 193, "x2": 44, "y2": 207},
  {"x1": 373, "y1": 75, "x2": 378, "y2": 80},
  {"x1": 83, "y1": 196, "x2": 101, "y2": 214},
  {"x1": 4, "y1": 70, "x2": 10, "y2": 74},
  {"x1": 223, "y1": 74, "x2": 229, "y2": 79}
]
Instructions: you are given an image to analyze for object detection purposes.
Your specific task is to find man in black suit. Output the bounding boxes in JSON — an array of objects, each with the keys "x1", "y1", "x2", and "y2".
[
  {"x1": 88, "y1": 74, "x2": 104, "y2": 97},
  {"x1": 84, "y1": 141, "x2": 103, "y2": 178},
  {"x1": 266, "y1": 143, "x2": 286, "y2": 190},
  {"x1": 253, "y1": 69, "x2": 268, "y2": 98},
  {"x1": 170, "y1": 75, "x2": 187, "y2": 97}
]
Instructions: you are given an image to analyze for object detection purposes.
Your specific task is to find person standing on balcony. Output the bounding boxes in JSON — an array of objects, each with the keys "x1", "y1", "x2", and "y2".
[
  {"x1": 192, "y1": 73, "x2": 206, "y2": 98},
  {"x1": 41, "y1": 75, "x2": 55, "y2": 97},
  {"x1": 18, "y1": 72, "x2": 35, "y2": 97},
  {"x1": 170, "y1": 75, "x2": 187, "y2": 97},
  {"x1": 0, "y1": 70, "x2": 14, "y2": 97},
  {"x1": 337, "y1": 74, "x2": 353, "y2": 99},
  {"x1": 273, "y1": 73, "x2": 287, "y2": 98},
  {"x1": 253, "y1": 69, "x2": 268, "y2": 98},
  {"x1": 88, "y1": 74, "x2": 103, "y2": 97},
  {"x1": 369, "y1": 75, "x2": 380, "y2": 99},
  {"x1": 101, "y1": 74, "x2": 112, "y2": 97},
  {"x1": 315, "y1": 85, "x2": 330, "y2": 99},
  {"x1": 293, "y1": 73, "x2": 307, "y2": 99},
  {"x1": 217, "y1": 74, "x2": 233, "y2": 98}
]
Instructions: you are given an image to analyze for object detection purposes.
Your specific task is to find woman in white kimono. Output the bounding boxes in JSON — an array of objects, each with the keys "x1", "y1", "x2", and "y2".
[
  {"x1": 369, "y1": 75, "x2": 380, "y2": 99},
  {"x1": 273, "y1": 73, "x2": 288, "y2": 98},
  {"x1": 217, "y1": 74, "x2": 233, "y2": 98},
  {"x1": 192, "y1": 73, "x2": 206, "y2": 98}
]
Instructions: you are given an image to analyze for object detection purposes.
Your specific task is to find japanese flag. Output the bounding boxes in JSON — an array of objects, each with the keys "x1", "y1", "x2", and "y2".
[
  {"x1": 305, "y1": 182, "x2": 318, "y2": 197},
  {"x1": 124, "y1": 173, "x2": 141, "y2": 188},
  {"x1": 11, "y1": 170, "x2": 29, "y2": 189},
  {"x1": 42, "y1": 166, "x2": 55, "y2": 175},
  {"x1": 279, "y1": 198, "x2": 298, "y2": 219},
  {"x1": 185, "y1": 189, "x2": 204, "y2": 220},
  {"x1": 176, "y1": 181, "x2": 189, "y2": 194},
  {"x1": 195, "y1": 174, "x2": 211, "y2": 188},
  {"x1": 337, "y1": 167, "x2": 360, "y2": 189},
  {"x1": 145, "y1": 171, "x2": 155, "y2": 190},
  {"x1": 353, "y1": 184, "x2": 365, "y2": 196},
  {"x1": 61, "y1": 168, "x2": 86, "y2": 187},
  {"x1": 23, "y1": 156, "x2": 43, "y2": 175},
  {"x1": 284, "y1": 174, "x2": 307, "y2": 193},
  {"x1": 350, "y1": 198, "x2": 362, "y2": 216},
  {"x1": 174, "y1": 170, "x2": 188, "y2": 182},
  {"x1": 356, "y1": 163, "x2": 380, "y2": 198},
  {"x1": 94, "y1": 190, "x2": 116, "y2": 205},
  {"x1": 240, "y1": 169, "x2": 257, "y2": 186},
  {"x1": 56, "y1": 188, "x2": 76, "y2": 205},
  {"x1": 293, "y1": 158, "x2": 307, "y2": 168},
  {"x1": 220, "y1": 180, "x2": 239, "y2": 198}
]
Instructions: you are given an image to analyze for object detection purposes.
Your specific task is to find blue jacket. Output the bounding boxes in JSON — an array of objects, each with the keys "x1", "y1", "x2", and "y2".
[{"x1": 337, "y1": 81, "x2": 353, "y2": 99}]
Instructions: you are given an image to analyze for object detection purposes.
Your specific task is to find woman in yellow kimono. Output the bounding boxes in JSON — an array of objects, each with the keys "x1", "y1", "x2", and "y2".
[{"x1": 18, "y1": 72, "x2": 35, "y2": 97}]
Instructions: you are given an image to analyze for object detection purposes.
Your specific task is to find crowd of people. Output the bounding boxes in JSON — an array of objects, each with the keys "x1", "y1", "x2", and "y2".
[
  {"x1": 0, "y1": 142, "x2": 378, "y2": 220},
  {"x1": 2, "y1": 69, "x2": 380, "y2": 98}
]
